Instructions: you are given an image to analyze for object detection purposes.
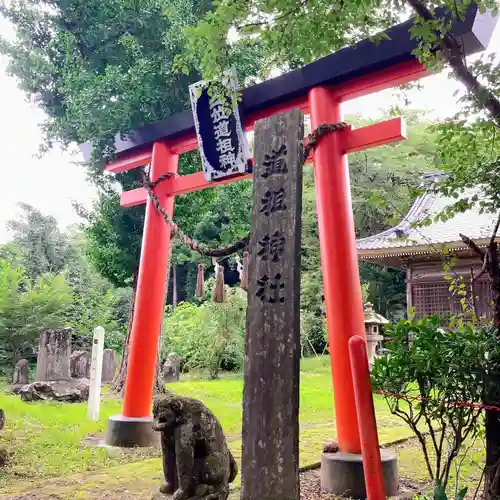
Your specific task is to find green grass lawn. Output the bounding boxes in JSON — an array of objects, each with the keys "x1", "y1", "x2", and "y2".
[{"x1": 0, "y1": 356, "x2": 478, "y2": 498}]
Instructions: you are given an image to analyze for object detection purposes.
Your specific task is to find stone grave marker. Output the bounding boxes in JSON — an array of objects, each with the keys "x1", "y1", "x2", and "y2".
[
  {"x1": 70, "y1": 351, "x2": 91, "y2": 378},
  {"x1": 101, "y1": 349, "x2": 117, "y2": 383},
  {"x1": 11, "y1": 359, "x2": 30, "y2": 394},
  {"x1": 19, "y1": 380, "x2": 89, "y2": 402},
  {"x1": 241, "y1": 109, "x2": 303, "y2": 500},
  {"x1": 35, "y1": 328, "x2": 72, "y2": 382}
]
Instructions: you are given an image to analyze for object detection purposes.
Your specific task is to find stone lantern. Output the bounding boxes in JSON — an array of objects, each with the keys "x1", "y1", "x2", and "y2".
[{"x1": 363, "y1": 302, "x2": 389, "y2": 371}]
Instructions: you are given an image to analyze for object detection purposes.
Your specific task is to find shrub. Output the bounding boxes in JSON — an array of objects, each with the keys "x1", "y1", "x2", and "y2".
[
  {"x1": 300, "y1": 310, "x2": 326, "y2": 356},
  {"x1": 0, "y1": 260, "x2": 72, "y2": 370},
  {"x1": 163, "y1": 287, "x2": 246, "y2": 378},
  {"x1": 372, "y1": 316, "x2": 500, "y2": 489}
]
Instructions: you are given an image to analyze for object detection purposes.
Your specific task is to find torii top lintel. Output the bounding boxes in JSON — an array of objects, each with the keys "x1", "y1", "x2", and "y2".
[{"x1": 80, "y1": 4, "x2": 496, "y2": 168}]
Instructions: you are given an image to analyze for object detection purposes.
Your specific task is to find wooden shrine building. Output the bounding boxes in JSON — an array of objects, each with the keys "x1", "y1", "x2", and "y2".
[{"x1": 356, "y1": 174, "x2": 499, "y2": 321}]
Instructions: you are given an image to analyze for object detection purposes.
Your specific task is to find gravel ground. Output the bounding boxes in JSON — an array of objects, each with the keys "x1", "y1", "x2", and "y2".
[{"x1": 299, "y1": 469, "x2": 428, "y2": 499}]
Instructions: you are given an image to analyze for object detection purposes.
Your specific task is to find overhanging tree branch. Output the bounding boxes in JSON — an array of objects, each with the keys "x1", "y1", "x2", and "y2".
[
  {"x1": 490, "y1": 212, "x2": 500, "y2": 245},
  {"x1": 237, "y1": 0, "x2": 311, "y2": 31},
  {"x1": 460, "y1": 232, "x2": 486, "y2": 259},
  {"x1": 407, "y1": 0, "x2": 500, "y2": 128}
]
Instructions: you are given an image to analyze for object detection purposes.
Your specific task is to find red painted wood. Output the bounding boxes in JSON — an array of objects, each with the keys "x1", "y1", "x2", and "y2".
[
  {"x1": 332, "y1": 59, "x2": 428, "y2": 101},
  {"x1": 169, "y1": 171, "x2": 253, "y2": 195},
  {"x1": 121, "y1": 187, "x2": 149, "y2": 207},
  {"x1": 105, "y1": 61, "x2": 423, "y2": 174},
  {"x1": 349, "y1": 336, "x2": 386, "y2": 500},
  {"x1": 341, "y1": 116, "x2": 406, "y2": 153},
  {"x1": 121, "y1": 142, "x2": 178, "y2": 418},
  {"x1": 170, "y1": 135, "x2": 200, "y2": 155},
  {"x1": 112, "y1": 58, "x2": 428, "y2": 449},
  {"x1": 121, "y1": 171, "x2": 253, "y2": 207},
  {"x1": 304, "y1": 116, "x2": 406, "y2": 158},
  {"x1": 105, "y1": 150, "x2": 153, "y2": 174},
  {"x1": 119, "y1": 117, "x2": 405, "y2": 207},
  {"x1": 245, "y1": 95, "x2": 310, "y2": 130},
  {"x1": 309, "y1": 86, "x2": 366, "y2": 454}
]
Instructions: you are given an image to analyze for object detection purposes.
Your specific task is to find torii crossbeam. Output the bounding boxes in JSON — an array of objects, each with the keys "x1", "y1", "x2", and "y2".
[{"x1": 83, "y1": 5, "x2": 497, "y2": 458}]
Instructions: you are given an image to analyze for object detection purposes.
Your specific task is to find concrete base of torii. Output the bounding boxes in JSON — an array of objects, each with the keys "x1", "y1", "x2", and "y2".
[
  {"x1": 320, "y1": 449, "x2": 399, "y2": 498},
  {"x1": 105, "y1": 415, "x2": 159, "y2": 448}
]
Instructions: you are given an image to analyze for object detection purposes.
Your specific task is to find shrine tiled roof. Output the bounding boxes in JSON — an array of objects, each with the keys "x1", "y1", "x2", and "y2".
[{"x1": 356, "y1": 182, "x2": 498, "y2": 257}]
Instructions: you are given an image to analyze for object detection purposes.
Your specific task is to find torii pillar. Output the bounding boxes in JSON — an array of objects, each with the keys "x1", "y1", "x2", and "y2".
[
  {"x1": 309, "y1": 89, "x2": 399, "y2": 496},
  {"x1": 310, "y1": 88, "x2": 366, "y2": 454},
  {"x1": 105, "y1": 142, "x2": 178, "y2": 447}
]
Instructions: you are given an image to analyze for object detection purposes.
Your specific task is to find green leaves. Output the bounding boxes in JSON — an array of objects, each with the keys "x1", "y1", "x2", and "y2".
[
  {"x1": 82, "y1": 189, "x2": 144, "y2": 287},
  {"x1": 163, "y1": 287, "x2": 247, "y2": 377},
  {"x1": 434, "y1": 482, "x2": 448, "y2": 500},
  {"x1": 0, "y1": 204, "x2": 132, "y2": 360},
  {"x1": 0, "y1": 0, "x2": 216, "y2": 161},
  {"x1": 7, "y1": 203, "x2": 72, "y2": 281},
  {"x1": 372, "y1": 317, "x2": 500, "y2": 488},
  {"x1": 175, "y1": 0, "x2": 398, "y2": 84},
  {"x1": 431, "y1": 482, "x2": 467, "y2": 500},
  {"x1": 0, "y1": 259, "x2": 73, "y2": 369},
  {"x1": 433, "y1": 116, "x2": 500, "y2": 216}
]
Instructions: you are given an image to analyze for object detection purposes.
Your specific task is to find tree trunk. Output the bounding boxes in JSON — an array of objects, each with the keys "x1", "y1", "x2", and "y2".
[
  {"x1": 484, "y1": 241, "x2": 500, "y2": 499},
  {"x1": 406, "y1": 0, "x2": 500, "y2": 128},
  {"x1": 153, "y1": 342, "x2": 166, "y2": 395},
  {"x1": 172, "y1": 264, "x2": 178, "y2": 307},
  {"x1": 404, "y1": 2, "x2": 500, "y2": 492},
  {"x1": 110, "y1": 259, "x2": 168, "y2": 396},
  {"x1": 461, "y1": 231, "x2": 500, "y2": 499},
  {"x1": 485, "y1": 409, "x2": 500, "y2": 498},
  {"x1": 110, "y1": 266, "x2": 138, "y2": 394}
]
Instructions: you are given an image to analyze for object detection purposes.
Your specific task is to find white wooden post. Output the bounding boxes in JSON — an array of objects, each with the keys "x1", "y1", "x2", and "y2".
[{"x1": 88, "y1": 326, "x2": 105, "y2": 421}]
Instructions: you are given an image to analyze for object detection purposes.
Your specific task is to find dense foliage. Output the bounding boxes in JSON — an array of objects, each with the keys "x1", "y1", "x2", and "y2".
[
  {"x1": 0, "y1": 260, "x2": 71, "y2": 368},
  {"x1": 372, "y1": 317, "x2": 500, "y2": 490},
  {"x1": 0, "y1": 204, "x2": 129, "y2": 372},
  {"x1": 0, "y1": 108, "x2": 437, "y2": 372},
  {"x1": 163, "y1": 286, "x2": 247, "y2": 378},
  {"x1": 300, "y1": 112, "x2": 435, "y2": 351}
]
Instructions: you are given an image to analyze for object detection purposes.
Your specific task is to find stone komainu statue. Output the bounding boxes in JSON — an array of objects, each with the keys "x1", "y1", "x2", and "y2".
[
  {"x1": 163, "y1": 352, "x2": 181, "y2": 382},
  {"x1": 152, "y1": 393, "x2": 237, "y2": 500}
]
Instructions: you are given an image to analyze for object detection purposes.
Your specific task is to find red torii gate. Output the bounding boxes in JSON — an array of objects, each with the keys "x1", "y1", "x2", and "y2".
[
  {"x1": 89, "y1": 6, "x2": 496, "y2": 454},
  {"x1": 109, "y1": 64, "x2": 418, "y2": 455}
]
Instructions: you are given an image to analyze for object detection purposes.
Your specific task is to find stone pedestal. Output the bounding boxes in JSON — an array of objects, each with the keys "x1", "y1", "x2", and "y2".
[
  {"x1": 320, "y1": 449, "x2": 398, "y2": 498},
  {"x1": 365, "y1": 334, "x2": 383, "y2": 371},
  {"x1": 102, "y1": 349, "x2": 117, "y2": 383},
  {"x1": 70, "y1": 351, "x2": 91, "y2": 378},
  {"x1": 105, "y1": 415, "x2": 159, "y2": 448},
  {"x1": 11, "y1": 359, "x2": 30, "y2": 394}
]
